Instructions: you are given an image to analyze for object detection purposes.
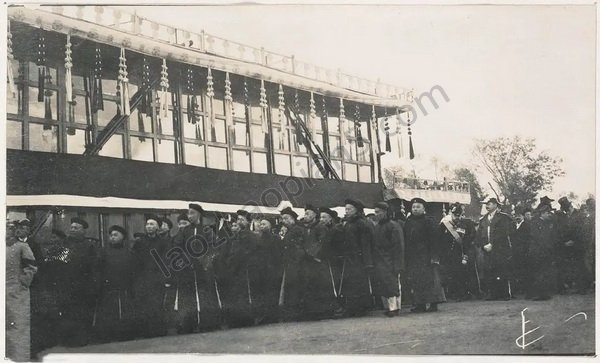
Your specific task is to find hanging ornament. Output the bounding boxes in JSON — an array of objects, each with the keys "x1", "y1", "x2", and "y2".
[
  {"x1": 36, "y1": 28, "x2": 46, "y2": 103},
  {"x1": 395, "y1": 108, "x2": 404, "y2": 158},
  {"x1": 309, "y1": 92, "x2": 317, "y2": 140},
  {"x1": 277, "y1": 84, "x2": 286, "y2": 149},
  {"x1": 7, "y1": 22, "x2": 16, "y2": 98},
  {"x1": 158, "y1": 58, "x2": 169, "y2": 136},
  {"x1": 259, "y1": 79, "x2": 269, "y2": 134},
  {"x1": 294, "y1": 90, "x2": 304, "y2": 145},
  {"x1": 243, "y1": 77, "x2": 251, "y2": 144},
  {"x1": 407, "y1": 108, "x2": 415, "y2": 160},
  {"x1": 206, "y1": 67, "x2": 216, "y2": 141},
  {"x1": 354, "y1": 104, "x2": 364, "y2": 148},
  {"x1": 43, "y1": 66, "x2": 53, "y2": 127},
  {"x1": 91, "y1": 47, "x2": 104, "y2": 113},
  {"x1": 384, "y1": 108, "x2": 391, "y2": 152},
  {"x1": 67, "y1": 94, "x2": 77, "y2": 135},
  {"x1": 320, "y1": 96, "x2": 330, "y2": 159},
  {"x1": 64, "y1": 34, "x2": 73, "y2": 103},
  {"x1": 224, "y1": 72, "x2": 234, "y2": 133},
  {"x1": 137, "y1": 57, "x2": 152, "y2": 141},
  {"x1": 117, "y1": 48, "x2": 131, "y2": 116},
  {"x1": 339, "y1": 98, "x2": 346, "y2": 135},
  {"x1": 371, "y1": 105, "x2": 380, "y2": 156}
]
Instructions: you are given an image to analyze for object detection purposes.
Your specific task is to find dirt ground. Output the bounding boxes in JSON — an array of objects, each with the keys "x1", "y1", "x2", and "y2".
[{"x1": 42, "y1": 294, "x2": 595, "y2": 357}]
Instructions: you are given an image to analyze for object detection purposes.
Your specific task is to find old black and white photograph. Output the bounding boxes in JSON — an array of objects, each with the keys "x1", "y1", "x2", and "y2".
[{"x1": 2, "y1": 1, "x2": 597, "y2": 361}]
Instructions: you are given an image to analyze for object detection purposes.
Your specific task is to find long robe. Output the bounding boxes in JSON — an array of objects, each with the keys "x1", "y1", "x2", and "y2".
[
  {"x1": 372, "y1": 218, "x2": 404, "y2": 298},
  {"x1": 438, "y1": 217, "x2": 478, "y2": 299},
  {"x1": 248, "y1": 231, "x2": 282, "y2": 322},
  {"x1": 131, "y1": 233, "x2": 169, "y2": 338},
  {"x1": 341, "y1": 215, "x2": 374, "y2": 315},
  {"x1": 279, "y1": 224, "x2": 307, "y2": 321},
  {"x1": 302, "y1": 221, "x2": 338, "y2": 319},
  {"x1": 527, "y1": 217, "x2": 558, "y2": 299},
  {"x1": 404, "y1": 214, "x2": 446, "y2": 305},
  {"x1": 6, "y1": 241, "x2": 37, "y2": 362},
  {"x1": 94, "y1": 242, "x2": 136, "y2": 342},
  {"x1": 475, "y1": 211, "x2": 513, "y2": 299},
  {"x1": 216, "y1": 229, "x2": 257, "y2": 326},
  {"x1": 510, "y1": 220, "x2": 531, "y2": 294},
  {"x1": 170, "y1": 223, "x2": 222, "y2": 332},
  {"x1": 555, "y1": 209, "x2": 587, "y2": 291}
]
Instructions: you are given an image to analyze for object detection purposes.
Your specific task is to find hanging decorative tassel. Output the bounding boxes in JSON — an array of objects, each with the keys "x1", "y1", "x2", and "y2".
[
  {"x1": 206, "y1": 67, "x2": 216, "y2": 142},
  {"x1": 371, "y1": 105, "x2": 380, "y2": 156},
  {"x1": 224, "y1": 72, "x2": 234, "y2": 133},
  {"x1": 259, "y1": 79, "x2": 269, "y2": 134},
  {"x1": 64, "y1": 34, "x2": 73, "y2": 105},
  {"x1": 384, "y1": 108, "x2": 391, "y2": 152},
  {"x1": 339, "y1": 98, "x2": 346, "y2": 135},
  {"x1": 355, "y1": 104, "x2": 364, "y2": 148},
  {"x1": 309, "y1": 92, "x2": 317, "y2": 140},
  {"x1": 243, "y1": 78, "x2": 251, "y2": 145},
  {"x1": 278, "y1": 84, "x2": 286, "y2": 149},
  {"x1": 36, "y1": 28, "x2": 46, "y2": 103},
  {"x1": 67, "y1": 95, "x2": 76, "y2": 135},
  {"x1": 158, "y1": 58, "x2": 169, "y2": 137},
  {"x1": 140, "y1": 57, "x2": 152, "y2": 116},
  {"x1": 91, "y1": 48, "x2": 104, "y2": 113},
  {"x1": 321, "y1": 95, "x2": 330, "y2": 159},
  {"x1": 43, "y1": 66, "x2": 53, "y2": 126},
  {"x1": 396, "y1": 108, "x2": 404, "y2": 158},
  {"x1": 294, "y1": 90, "x2": 304, "y2": 145},
  {"x1": 407, "y1": 109, "x2": 415, "y2": 160},
  {"x1": 118, "y1": 48, "x2": 131, "y2": 116},
  {"x1": 7, "y1": 21, "x2": 16, "y2": 98}
]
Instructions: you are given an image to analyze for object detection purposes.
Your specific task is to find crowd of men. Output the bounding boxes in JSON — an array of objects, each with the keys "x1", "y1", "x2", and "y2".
[{"x1": 5, "y1": 195, "x2": 596, "y2": 361}]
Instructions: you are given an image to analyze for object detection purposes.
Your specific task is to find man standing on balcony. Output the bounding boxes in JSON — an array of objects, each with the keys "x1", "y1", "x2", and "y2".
[
  {"x1": 475, "y1": 198, "x2": 513, "y2": 301},
  {"x1": 340, "y1": 199, "x2": 374, "y2": 317},
  {"x1": 404, "y1": 198, "x2": 446, "y2": 312}
]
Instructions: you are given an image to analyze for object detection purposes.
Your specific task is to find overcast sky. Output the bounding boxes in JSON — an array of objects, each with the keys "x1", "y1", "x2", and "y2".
[{"x1": 133, "y1": 4, "x2": 596, "y2": 202}]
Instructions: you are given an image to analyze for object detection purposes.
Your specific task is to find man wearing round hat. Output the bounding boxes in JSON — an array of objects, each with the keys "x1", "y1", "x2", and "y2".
[
  {"x1": 278, "y1": 207, "x2": 308, "y2": 321},
  {"x1": 438, "y1": 203, "x2": 478, "y2": 301},
  {"x1": 131, "y1": 214, "x2": 170, "y2": 338},
  {"x1": 94, "y1": 225, "x2": 136, "y2": 343},
  {"x1": 371, "y1": 202, "x2": 405, "y2": 317},
  {"x1": 301, "y1": 204, "x2": 338, "y2": 320},
  {"x1": 555, "y1": 196, "x2": 587, "y2": 294},
  {"x1": 340, "y1": 198, "x2": 375, "y2": 317},
  {"x1": 170, "y1": 203, "x2": 221, "y2": 333},
  {"x1": 319, "y1": 207, "x2": 345, "y2": 313},
  {"x1": 404, "y1": 198, "x2": 446, "y2": 312},
  {"x1": 475, "y1": 198, "x2": 513, "y2": 301},
  {"x1": 54, "y1": 217, "x2": 100, "y2": 346},
  {"x1": 526, "y1": 203, "x2": 559, "y2": 300}
]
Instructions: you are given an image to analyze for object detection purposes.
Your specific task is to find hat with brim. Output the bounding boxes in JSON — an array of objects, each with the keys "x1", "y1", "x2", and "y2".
[
  {"x1": 410, "y1": 197, "x2": 427, "y2": 206},
  {"x1": 280, "y1": 207, "x2": 298, "y2": 220},
  {"x1": 188, "y1": 203, "x2": 204, "y2": 214},
  {"x1": 108, "y1": 225, "x2": 127, "y2": 237},
  {"x1": 177, "y1": 213, "x2": 189, "y2": 222},
  {"x1": 319, "y1": 208, "x2": 338, "y2": 220},
  {"x1": 145, "y1": 214, "x2": 160, "y2": 224},
  {"x1": 70, "y1": 217, "x2": 89, "y2": 229},
  {"x1": 344, "y1": 198, "x2": 364, "y2": 211},
  {"x1": 485, "y1": 198, "x2": 500, "y2": 205},
  {"x1": 305, "y1": 204, "x2": 318, "y2": 214},
  {"x1": 373, "y1": 202, "x2": 390, "y2": 211},
  {"x1": 236, "y1": 209, "x2": 252, "y2": 222}
]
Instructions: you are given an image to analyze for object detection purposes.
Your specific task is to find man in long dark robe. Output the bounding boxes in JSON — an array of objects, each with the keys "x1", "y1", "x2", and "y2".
[
  {"x1": 170, "y1": 203, "x2": 222, "y2": 333},
  {"x1": 278, "y1": 207, "x2": 307, "y2": 322},
  {"x1": 555, "y1": 196, "x2": 587, "y2": 293},
  {"x1": 475, "y1": 198, "x2": 513, "y2": 301},
  {"x1": 94, "y1": 225, "x2": 135, "y2": 343},
  {"x1": 131, "y1": 215, "x2": 169, "y2": 338},
  {"x1": 510, "y1": 206, "x2": 532, "y2": 296},
  {"x1": 526, "y1": 203, "x2": 558, "y2": 300},
  {"x1": 249, "y1": 219, "x2": 282, "y2": 324},
  {"x1": 404, "y1": 198, "x2": 446, "y2": 312},
  {"x1": 340, "y1": 199, "x2": 374, "y2": 317},
  {"x1": 55, "y1": 217, "x2": 100, "y2": 347},
  {"x1": 439, "y1": 203, "x2": 478, "y2": 301},
  {"x1": 301, "y1": 204, "x2": 338, "y2": 320},
  {"x1": 218, "y1": 211, "x2": 258, "y2": 327},
  {"x1": 371, "y1": 202, "x2": 404, "y2": 317}
]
